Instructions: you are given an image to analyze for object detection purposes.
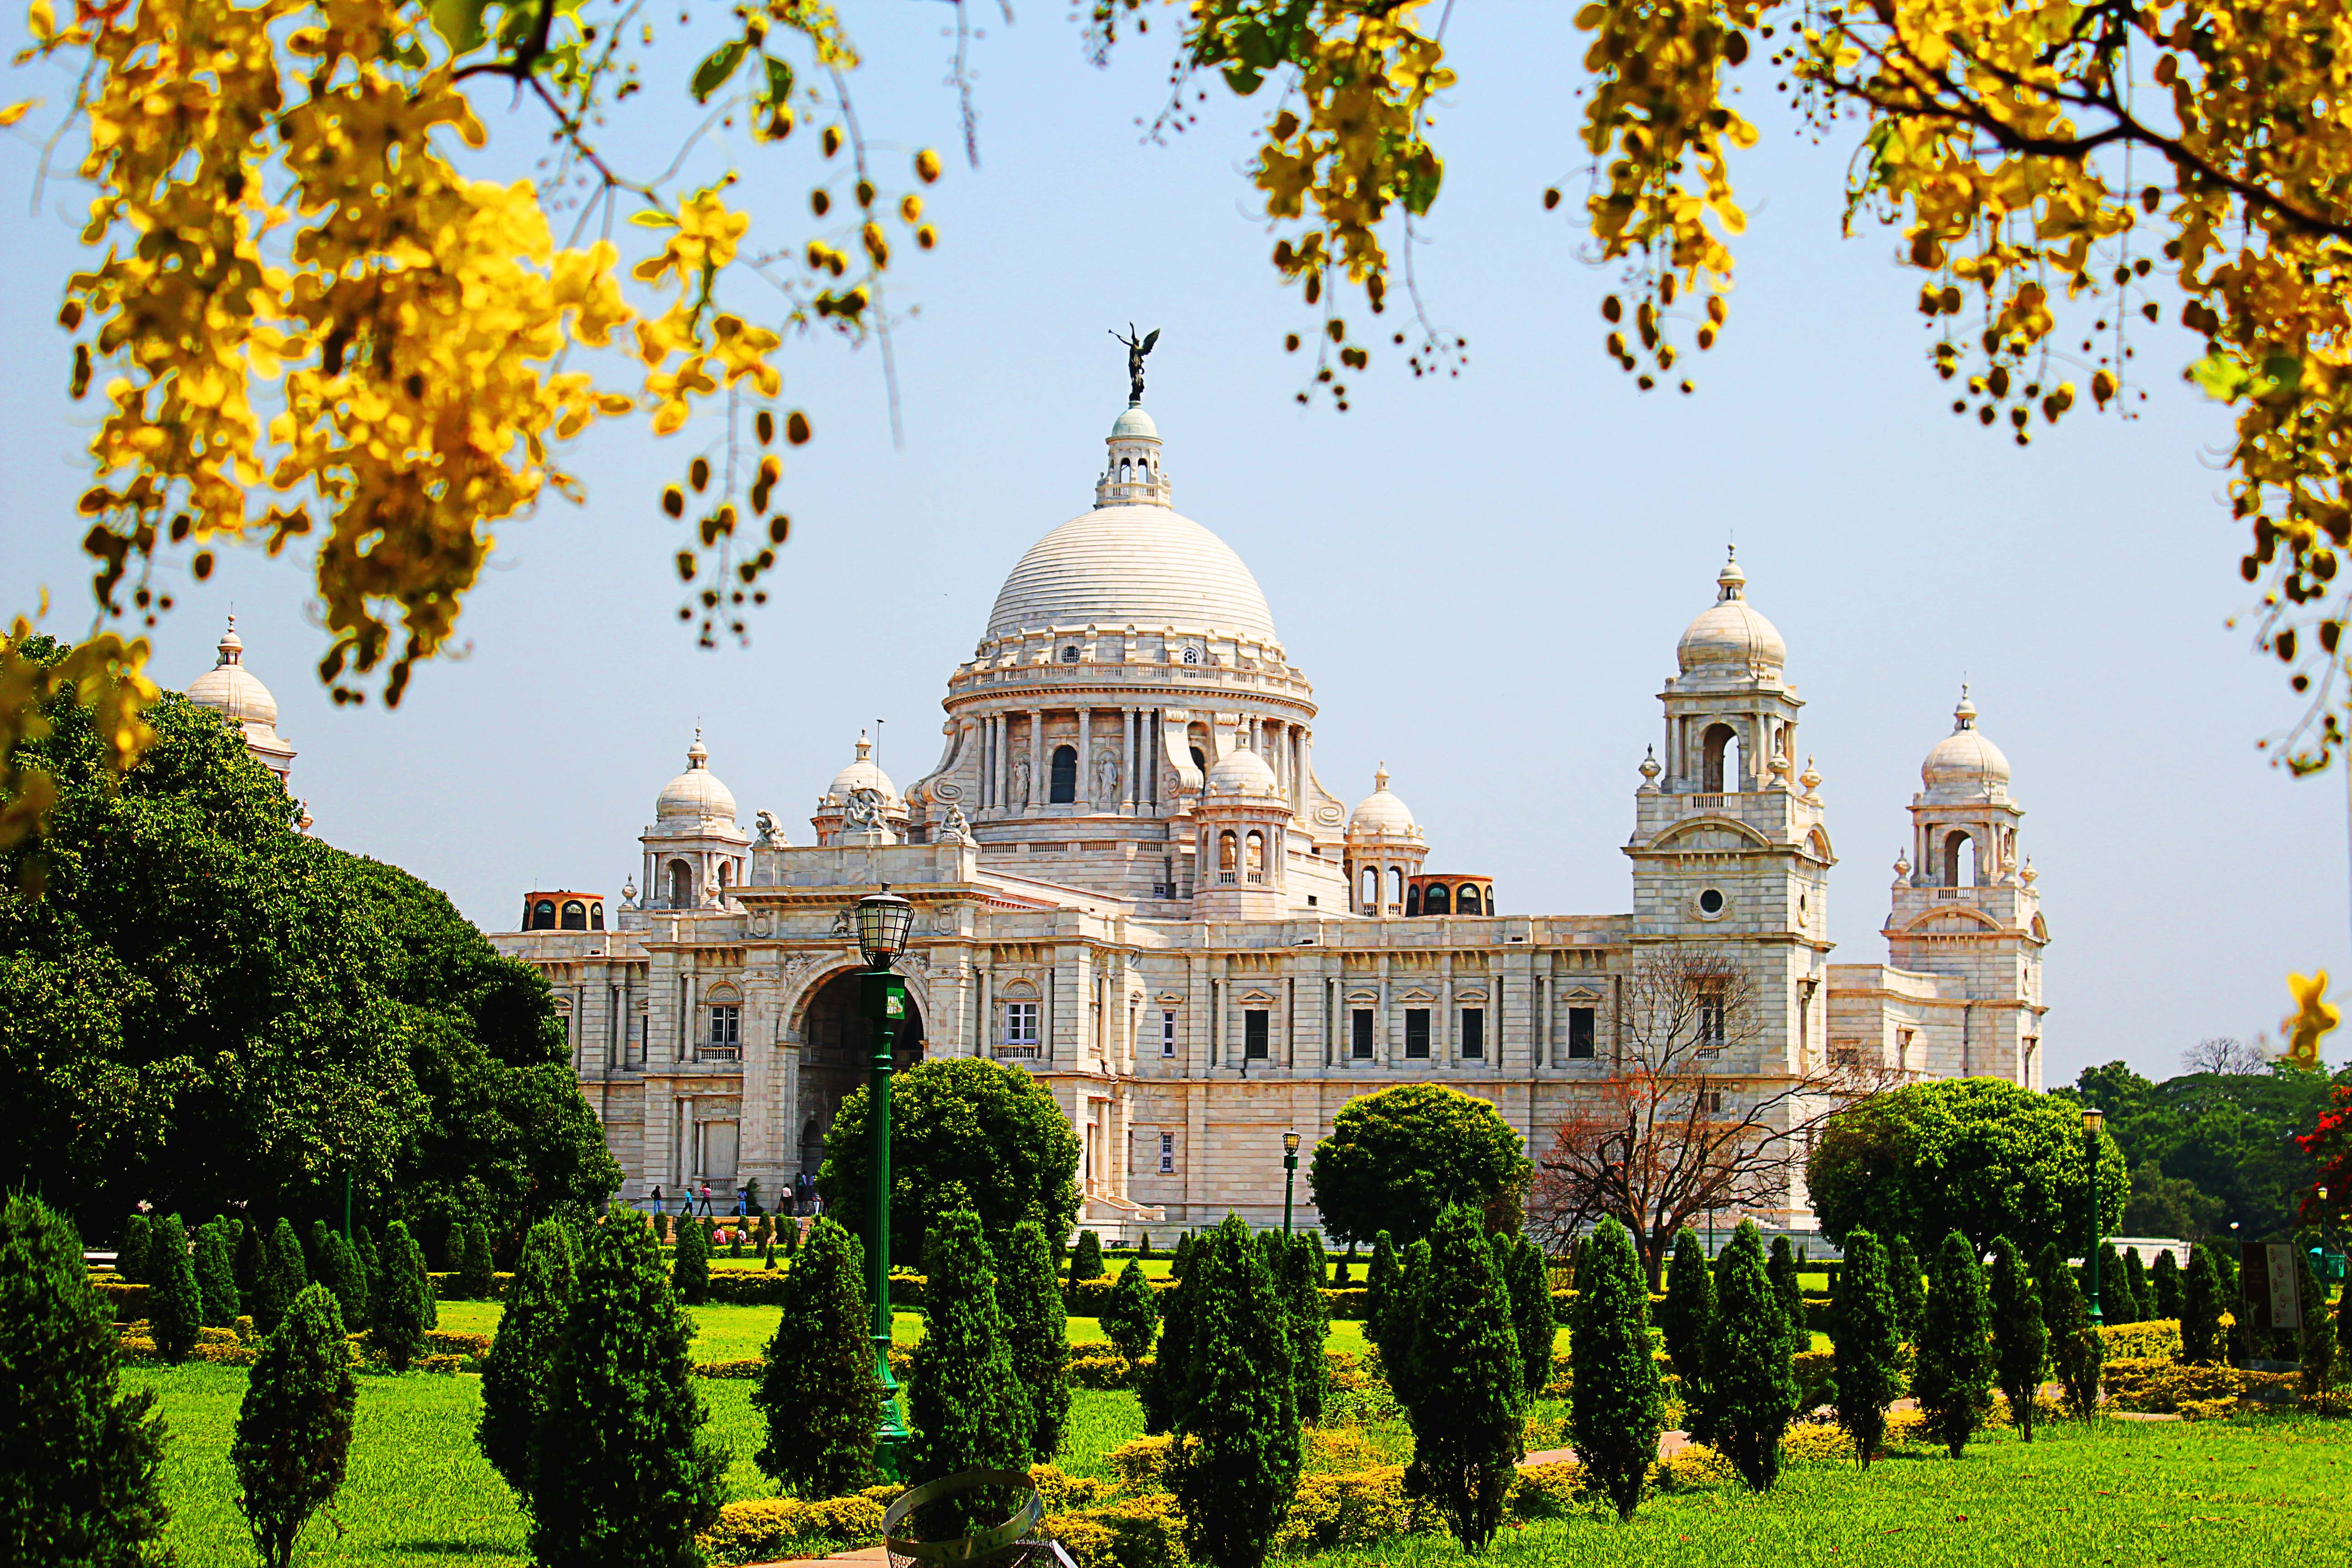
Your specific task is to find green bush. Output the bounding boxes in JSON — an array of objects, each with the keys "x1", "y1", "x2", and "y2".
[
  {"x1": 2182, "y1": 1245, "x2": 2226, "y2": 1365},
  {"x1": 1828, "y1": 1230, "x2": 1903, "y2": 1467},
  {"x1": 1914, "y1": 1231, "x2": 1993, "y2": 1457},
  {"x1": 373, "y1": 1221, "x2": 430, "y2": 1372},
  {"x1": 1886, "y1": 1235, "x2": 1925, "y2": 1348},
  {"x1": 705, "y1": 1269, "x2": 791, "y2": 1307},
  {"x1": 196, "y1": 1219, "x2": 243, "y2": 1328},
  {"x1": 753, "y1": 1216, "x2": 877, "y2": 1498},
  {"x1": 672, "y1": 1216, "x2": 711, "y2": 1307},
  {"x1": 114, "y1": 1215, "x2": 150, "y2": 1286},
  {"x1": 147, "y1": 1215, "x2": 202, "y2": 1364},
  {"x1": 1164, "y1": 1215, "x2": 1298, "y2": 1568},
  {"x1": 1501, "y1": 1234, "x2": 1555, "y2": 1400},
  {"x1": 233, "y1": 1283, "x2": 358, "y2": 1568},
  {"x1": 1694, "y1": 1221, "x2": 1796, "y2": 1490},
  {"x1": 1768, "y1": 1237, "x2": 1808, "y2": 1360},
  {"x1": 1395, "y1": 1205, "x2": 1521, "y2": 1548},
  {"x1": 1070, "y1": 1230, "x2": 1106, "y2": 1282},
  {"x1": 1987, "y1": 1237, "x2": 2046, "y2": 1441},
  {"x1": 1365, "y1": 1230, "x2": 1403, "y2": 1365},
  {"x1": 530, "y1": 1214, "x2": 727, "y2": 1568},
  {"x1": 1000, "y1": 1220, "x2": 1071, "y2": 1463},
  {"x1": 1282, "y1": 1233, "x2": 1332, "y2": 1424},
  {"x1": 320, "y1": 1230, "x2": 369, "y2": 1333},
  {"x1": 1567, "y1": 1218, "x2": 1661, "y2": 1520},
  {"x1": 2123, "y1": 1246, "x2": 2154, "y2": 1325},
  {"x1": 1657, "y1": 1227, "x2": 1712, "y2": 1398},
  {"x1": 1100, "y1": 1260, "x2": 1160, "y2": 1366},
  {"x1": 250, "y1": 1219, "x2": 304, "y2": 1336},
  {"x1": 2152, "y1": 1249, "x2": 2184, "y2": 1322},
  {"x1": 479, "y1": 1219, "x2": 577, "y2": 1502},
  {"x1": 457, "y1": 1221, "x2": 496, "y2": 1301},
  {"x1": 0, "y1": 1193, "x2": 169, "y2": 1567},
  {"x1": 906, "y1": 1207, "x2": 1030, "y2": 1538},
  {"x1": 1309, "y1": 1084, "x2": 1532, "y2": 1248},
  {"x1": 2045, "y1": 1256, "x2": 2103, "y2": 1419}
]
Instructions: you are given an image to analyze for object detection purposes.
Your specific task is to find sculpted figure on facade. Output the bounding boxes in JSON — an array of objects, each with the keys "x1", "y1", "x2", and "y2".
[
  {"x1": 938, "y1": 802, "x2": 973, "y2": 843},
  {"x1": 1093, "y1": 747, "x2": 1120, "y2": 806},
  {"x1": 1010, "y1": 751, "x2": 1032, "y2": 808},
  {"x1": 755, "y1": 810, "x2": 788, "y2": 847},
  {"x1": 842, "y1": 786, "x2": 887, "y2": 835}
]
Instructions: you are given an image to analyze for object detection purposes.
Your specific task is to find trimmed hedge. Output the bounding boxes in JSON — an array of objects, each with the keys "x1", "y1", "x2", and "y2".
[
  {"x1": 697, "y1": 1494, "x2": 887, "y2": 1565},
  {"x1": 2098, "y1": 1318, "x2": 2183, "y2": 1360},
  {"x1": 94, "y1": 1280, "x2": 151, "y2": 1322},
  {"x1": 426, "y1": 1271, "x2": 514, "y2": 1301},
  {"x1": 2103, "y1": 1356, "x2": 2298, "y2": 1419}
]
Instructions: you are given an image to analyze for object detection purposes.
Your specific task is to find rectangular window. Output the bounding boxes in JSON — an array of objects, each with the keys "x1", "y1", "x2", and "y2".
[
  {"x1": 1158, "y1": 1132, "x2": 1175, "y2": 1174},
  {"x1": 1404, "y1": 1009, "x2": 1431, "y2": 1059},
  {"x1": 1350, "y1": 1008, "x2": 1374, "y2": 1060},
  {"x1": 1700, "y1": 989, "x2": 1726, "y2": 1051},
  {"x1": 1161, "y1": 1010, "x2": 1177, "y2": 1058},
  {"x1": 1004, "y1": 1001, "x2": 1039, "y2": 1056},
  {"x1": 1460, "y1": 1008, "x2": 1485, "y2": 1060},
  {"x1": 1568, "y1": 1007, "x2": 1597, "y2": 1060},
  {"x1": 706, "y1": 1005, "x2": 740, "y2": 1056},
  {"x1": 1244, "y1": 1009, "x2": 1270, "y2": 1060}
]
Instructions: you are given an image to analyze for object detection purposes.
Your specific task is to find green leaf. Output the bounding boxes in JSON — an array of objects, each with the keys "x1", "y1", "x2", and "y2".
[
  {"x1": 2263, "y1": 353, "x2": 2303, "y2": 388},
  {"x1": 1222, "y1": 62, "x2": 1264, "y2": 95},
  {"x1": 692, "y1": 39, "x2": 749, "y2": 103},
  {"x1": 763, "y1": 54, "x2": 795, "y2": 108},
  {"x1": 629, "y1": 209, "x2": 678, "y2": 229},
  {"x1": 2190, "y1": 351, "x2": 2253, "y2": 402},
  {"x1": 428, "y1": 0, "x2": 490, "y2": 54}
]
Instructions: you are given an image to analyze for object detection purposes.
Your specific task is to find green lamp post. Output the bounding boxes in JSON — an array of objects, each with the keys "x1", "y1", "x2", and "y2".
[
  {"x1": 1281, "y1": 1130, "x2": 1301, "y2": 1236},
  {"x1": 854, "y1": 885, "x2": 916, "y2": 1480},
  {"x1": 2083, "y1": 1106, "x2": 2106, "y2": 1326}
]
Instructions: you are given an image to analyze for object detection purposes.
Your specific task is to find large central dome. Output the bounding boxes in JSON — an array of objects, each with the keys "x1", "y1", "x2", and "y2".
[{"x1": 983, "y1": 404, "x2": 1281, "y2": 646}]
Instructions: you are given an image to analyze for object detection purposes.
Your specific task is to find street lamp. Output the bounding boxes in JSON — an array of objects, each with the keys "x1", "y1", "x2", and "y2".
[
  {"x1": 2082, "y1": 1107, "x2": 2105, "y2": 1326},
  {"x1": 855, "y1": 886, "x2": 916, "y2": 1479},
  {"x1": 1282, "y1": 1131, "x2": 1302, "y2": 1236}
]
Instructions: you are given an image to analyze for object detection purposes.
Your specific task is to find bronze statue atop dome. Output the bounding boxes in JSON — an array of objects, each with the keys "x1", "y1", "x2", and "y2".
[{"x1": 1112, "y1": 323, "x2": 1159, "y2": 404}]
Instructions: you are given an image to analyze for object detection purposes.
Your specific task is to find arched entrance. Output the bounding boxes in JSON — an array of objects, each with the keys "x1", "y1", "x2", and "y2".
[{"x1": 795, "y1": 968, "x2": 926, "y2": 1178}]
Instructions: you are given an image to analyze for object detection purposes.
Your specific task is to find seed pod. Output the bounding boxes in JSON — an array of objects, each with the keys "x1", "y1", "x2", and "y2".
[
  {"x1": 916, "y1": 148, "x2": 941, "y2": 183},
  {"x1": 662, "y1": 485, "x2": 686, "y2": 517},
  {"x1": 916, "y1": 225, "x2": 936, "y2": 250},
  {"x1": 756, "y1": 410, "x2": 775, "y2": 445},
  {"x1": 811, "y1": 189, "x2": 830, "y2": 216},
  {"x1": 900, "y1": 194, "x2": 923, "y2": 223},
  {"x1": 689, "y1": 457, "x2": 711, "y2": 492},
  {"x1": 786, "y1": 411, "x2": 811, "y2": 445},
  {"x1": 823, "y1": 124, "x2": 844, "y2": 157}
]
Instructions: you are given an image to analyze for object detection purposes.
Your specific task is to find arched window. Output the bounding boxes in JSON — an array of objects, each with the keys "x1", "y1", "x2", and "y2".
[
  {"x1": 1060, "y1": 644, "x2": 1080, "y2": 663},
  {"x1": 1360, "y1": 867, "x2": 1378, "y2": 911},
  {"x1": 590, "y1": 902, "x2": 606, "y2": 931},
  {"x1": 1701, "y1": 722, "x2": 1741, "y2": 793},
  {"x1": 1218, "y1": 831, "x2": 1238, "y2": 883},
  {"x1": 1425, "y1": 883, "x2": 1451, "y2": 915},
  {"x1": 529, "y1": 899, "x2": 556, "y2": 930},
  {"x1": 1244, "y1": 830, "x2": 1264, "y2": 882},
  {"x1": 559, "y1": 899, "x2": 588, "y2": 930},
  {"x1": 1406, "y1": 884, "x2": 1421, "y2": 916},
  {"x1": 1456, "y1": 883, "x2": 1484, "y2": 915},
  {"x1": 1388, "y1": 867, "x2": 1404, "y2": 905},
  {"x1": 666, "y1": 859, "x2": 695, "y2": 909},
  {"x1": 1944, "y1": 829, "x2": 1976, "y2": 887},
  {"x1": 717, "y1": 862, "x2": 731, "y2": 888},
  {"x1": 1049, "y1": 745, "x2": 1078, "y2": 802}
]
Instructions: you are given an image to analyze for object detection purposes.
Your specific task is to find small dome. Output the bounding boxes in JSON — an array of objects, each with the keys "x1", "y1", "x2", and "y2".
[
  {"x1": 1676, "y1": 547, "x2": 1788, "y2": 677},
  {"x1": 185, "y1": 617, "x2": 279, "y2": 731},
  {"x1": 1922, "y1": 689, "x2": 2012, "y2": 795},
  {"x1": 1348, "y1": 765, "x2": 1421, "y2": 837},
  {"x1": 1111, "y1": 405, "x2": 1160, "y2": 440},
  {"x1": 656, "y1": 731, "x2": 739, "y2": 825},
  {"x1": 826, "y1": 729, "x2": 902, "y2": 805},
  {"x1": 1204, "y1": 745, "x2": 1280, "y2": 798}
]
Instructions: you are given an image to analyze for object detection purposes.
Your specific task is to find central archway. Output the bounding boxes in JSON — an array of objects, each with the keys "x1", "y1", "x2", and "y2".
[{"x1": 795, "y1": 968, "x2": 926, "y2": 1179}]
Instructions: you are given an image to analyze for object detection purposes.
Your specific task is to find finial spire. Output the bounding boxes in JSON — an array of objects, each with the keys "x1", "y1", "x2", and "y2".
[
  {"x1": 855, "y1": 727, "x2": 872, "y2": 761},
  {"x1": 1374, "y1": 762, "x2": 1390, "y2": 791},
  {"x1": 1717, "y1": 544, "x2": 1746, "y2": 602}
]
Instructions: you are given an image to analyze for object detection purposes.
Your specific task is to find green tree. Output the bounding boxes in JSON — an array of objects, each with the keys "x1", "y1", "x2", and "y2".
[
  {"x1": 113, "y1": 1215, "x2": 149, "y2": 1285},
  {"x1": 1694, "y1": 1221, "x2": 1796, "y2": 1490},
  {"x1": 1137, "y1": 1235, "x2": 1195, "y2": 1437},
  {"x1": 1828, "y1": 1230, "x2": 1903, "y2": 1468},
  {"x1": 2182, "y1": 1245, "x2": 2227, "y2": 1365},
  {"x1": 1163, "y1": 1215, "x2": 1299, "y2": 1568},
  {"x1": 0, "y1": 1193, "x2": 169, "y2": 1567},
  {"x1": 1395, "y1": 1205, "x2": 1523, "y2": 1548},
  {"x1": 1768, "y1": 1235, "x2": 1808, "y2": 1358},
  {"x1": 372, "y1": 1221, "x2": 429, "y2": 1372},
  {"x1": 351, "y1": 1227, "x2": 378, "y2": 1316},
  {"x1": 145, "y1": 1215, "x2": 201, "y2": 1364},
  {"x1": 1308, "y1": 1085, "x2": 1531, "y2": 1249},
  {"x1": 2295, "y1": 1247, "x2": 2335, "y2": 1404},
  {"x1": 2152, "y1": 1250, "x2": 2184, "y2": 1321},
  {"x1": 1280, "y1": 1233, "x2": 1332, "y2": 1423},
  {"x1": 1914, "y1": 1232, "x2": 1994, "y2": 1458},
  {"x1": 457, "y1": 1220, "x2": 495, "y2": 1301},
  {"x1": 2337, "y1": 1268, "x2": 2352, "y2": 1409},
  {"x1": 1068, "y1": 1229, "x2": 1106, "y2": 1283},
  {"x1": 1809, "y1": 1078, "x2": 2126, "y2": 1254},
  {"x1": 1566, "y1": 1218, "x2": 1662, "y2": 1520},
  {"x1": 2070, "y1": 1061, "x2": 2343, "y2": 1242},
  {"x1": 820, "y1": 1058, "x2": 1081, "y2": 1261},
  {"x1": 2044, "y1": 1260, "x2": 2104, "y2": 1419},
  {"x1": 1501, "y1": 1234, "x2": 1557, "y2": 1398},
  {"x1": 478, "y1": 1220, "x2": 577, "y2": 1503},
  {"x1": 1657, "y1": 1227, "x2": 1714, "y2": 1401},
  {"x1": 232, "y1": 1284, "x2": 357, "y2": 1568},
  {"x1": 761, "y1": 1232, "x2": 777, "y2": 1271},
  {"x1": 752, "y1": 1217, "x2": 877, "y2": 1498},
  {"x1": 997, "y1": 1220, "x2": 1071, "y2": 1463},
  {"x1": 529, "y1": 1213, "x2": 726, "y2": 1568},
  {"x1": 906, "y1": 1207, "x2": 1029, "y2": 1537},
  {"x1": 252, "y1": 1219, "x2": 306, "y2": 1336},
  {"x1": 1986, "y1": 1237, "x2": 2046, "y2": 1442},
  {"x1": 671, "y1": 1215, "x2": 710, "y2": 1307},
  {"x1": 319, "y1": 1230, "x2": 368, "y2": 1333},
  {"x1": 1886, "y1": 1235, "x2": 1927, "y2": 1347},
  {"x1": 1100, "y1": 1259, "x2": 1160, "y2": 1367},
  {"x1": 2093, "y1": 1243, "x2": 2130, "y2": 1324},
  {"x1": 194, "y1": 1219, "x2": 240, "y2": 1328},
  {"x1": 1364, "y1": 1230, "x2": 1405, "y2": 1367},
  {"x1": 2122, "y1": 1247, "x2": 2153, "y2": 1325}
]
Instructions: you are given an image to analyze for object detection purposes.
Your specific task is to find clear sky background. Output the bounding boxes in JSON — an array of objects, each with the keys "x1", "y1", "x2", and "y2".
[{"x1": 2, "y1": 5, "x2": 2342, "y2": 1085}]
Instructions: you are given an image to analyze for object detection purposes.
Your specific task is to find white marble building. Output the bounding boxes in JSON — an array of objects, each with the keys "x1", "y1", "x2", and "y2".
[{"x1": 481, "y1": 398, "x2": 2049, "y2": 1235}]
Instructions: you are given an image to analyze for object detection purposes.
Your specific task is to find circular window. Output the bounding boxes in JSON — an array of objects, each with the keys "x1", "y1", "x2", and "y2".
[{"x1": 1698, "y1": 888, "x2": 1726, "y2": 916}]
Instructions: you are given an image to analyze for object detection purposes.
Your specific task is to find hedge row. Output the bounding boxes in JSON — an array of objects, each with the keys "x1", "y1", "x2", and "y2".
[{"x1": 2102, "y1": 1356, "x2": 2300, "y2": 1419}]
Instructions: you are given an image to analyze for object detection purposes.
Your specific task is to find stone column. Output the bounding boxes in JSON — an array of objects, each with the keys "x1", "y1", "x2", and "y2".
[
  {"x1": 1122, "y1": 708, "x2": 1137, "y2": 813},
  {"x1": 1028, "y1": 710, "x2": 1044, "y2": 811},
  {"x1": 1078, "y1": 706, "x2": 1093, "y2": 809}
]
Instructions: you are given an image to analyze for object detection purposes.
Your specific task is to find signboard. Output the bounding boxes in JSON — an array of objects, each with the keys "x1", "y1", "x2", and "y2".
[{"x1": 2240, "y1": 1240, "x2": 2303, "y2": 1333}]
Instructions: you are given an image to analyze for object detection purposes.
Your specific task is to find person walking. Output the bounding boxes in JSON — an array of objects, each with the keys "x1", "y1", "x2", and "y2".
[{"x1": 649, "y1": 1183, "x2": 664, "y2": 1216}]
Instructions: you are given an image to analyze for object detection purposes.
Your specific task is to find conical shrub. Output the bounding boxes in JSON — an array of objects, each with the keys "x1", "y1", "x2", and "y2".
[
  {"x1": 2151, "y1": 1249, "x2": 2183, "y2": 1322},
  {"x1": 321, "y1": 1231, "x2": 369, "y2": 1333},
  {"x1": 1567, "y1": 1218, "x2": 1662, "y2": 1519},
  {"x1": 1657, "y1": 1227, "x2": 1714, "y2": 1412},
  {"x1": 1163, "y1": 1215, "x2": 1298, "y2": 1568},
  {"x1": 1915, "y1": 1231, "x2": 1993, "y2": 1458},
  {"x1": 2093, "y1": 1242, "x2": 2129, "y2": 1325},
  {"x1": 1987, "y1": 1236, "x2": 2046, "y2": 1441},
  {"x1": 671, "y1": 1215, "x2": 711, "y2": 1307},
  {"x1": 196, "y1": 1218, "x2": 242, "y2": 1328},
  {"x1": 1502, "y1": 1234, "x2": 1557, "y2": 1398},
  {"x1": 1069, "y1": 1228, "x2": 1106, "y2": 1283},
  {"x1": 752, "y1": 1217, "x2": 877, "y2": 1498},
  {"x1": 0, "y1": 1193, "x2": 169, "y2": 1564},
  {"x1": 997, "y1": 1219, "x2": 1070, "y2": 1462},
  {"x1": 233, "y1": 1284, "x2": 357, "y2": 1568},
  {"x1": 1828, "y1": 1230, "x2": 1903, "y2": 1467},
  {"x1": 1768, "y1": 1235, "x2": 1808, "y2": 1358},
  {"x1": 1102, "y1": 1259, "x2": 1159, "y2": 1366},
  {"x1": 2123, "y1": 1247, "x2": 2153, "y2": 1325},
  {"x1": 1695, "y1": 1221, "x2": 1796, "y2": 1490},
  {"x1": 458, "y1": 1221, "x2": 496, "y2": 1301},
  {"x1": 479, "y1": 1220, "x2": 578, "y2": 1503},
  {"x1": 251, "y1": 1219, "x2": 307, "y2": 1336},
  {"x1": 1396, "y1": 1206, "x2": 1522, "y2": 1548},
  {"x1": 147, "y1": 1215, "x2": 202, "y2": 1364},
  {"x1": 1886, "y1": 1234, "x2": 1926, "y2": 1349},
  {"x1": 1281, "y1": 1232, "x2": 1332, "y2": 1423},
  {"x1": 372, "y1": 1221, "x2": 430, "y2": 1372},
  {"x1": 1365, "y1": 1230, "x2": 1404, "y2": 1366},
  {"x1": 529, "y1": 1213, "x2": 726, "y2": 1567},
  {"x1": 2182, "y1": 1245, "x2": 2226, "y2": 1364},
  {"x1": 114, "y1": 1215, "x2": 150, "y2": 1285},
  {"x1": 2044, "y1": 1257, "x2": 2103, "y2": 1418},
  {"x1": 906, "y1": 1207, "x2": 1029, "y2": 1538}
]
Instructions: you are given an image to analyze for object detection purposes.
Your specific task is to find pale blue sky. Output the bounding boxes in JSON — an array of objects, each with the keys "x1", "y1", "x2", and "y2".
[{"x1": 1, "y1": 6, "x2": 2340, "y2": 1084}]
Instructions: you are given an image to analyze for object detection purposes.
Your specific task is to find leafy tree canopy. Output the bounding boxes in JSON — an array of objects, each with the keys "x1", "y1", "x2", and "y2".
[
  {"x1": 1808, "y1": 1077, "x2": 2123, "y2": 1253},
  {"x1": 1309, "y1": 1084, "x2": 1530, "y2": 1249},
  {"x1": 0, "y1": 648, "x2": 616, "y2": 1246}
]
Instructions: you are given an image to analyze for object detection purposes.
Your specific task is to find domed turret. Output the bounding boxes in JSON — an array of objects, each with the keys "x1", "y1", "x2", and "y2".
[
  {"x1": 1205, "y1": 745, "x2": 1281, "y2": 798},
  {"x1": 656, "y1": 731, "x2": 739, "y2": 826},
  {"x1": 1347, "y1": 764, "x2": 1421, "y2": 841},
  {"x1": 1676, "y1": 547, "x2": 1788, "y2": 681},
  {"x1": 1344, "y1": 764, "x2": 1427, "y2": 916},
  {"x1": 185, "y1": 616, "x2": 300, "y2": 815},
  {"x1": 1921, "y1": 689, "x2": 2011, "y2": 798},
  {"x1": 826, "y1": 729, "x2": 902, "y2": 807}
]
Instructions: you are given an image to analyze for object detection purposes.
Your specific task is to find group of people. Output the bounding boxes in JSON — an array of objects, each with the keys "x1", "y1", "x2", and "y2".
[{"x1": 638, "y1": 1172, "x2": 826, "y2": 1219}]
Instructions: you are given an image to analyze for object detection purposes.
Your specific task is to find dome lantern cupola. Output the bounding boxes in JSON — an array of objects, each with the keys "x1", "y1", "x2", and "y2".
[
  {"x1": 1345, "y1": 764, "x2": 1428, "y2": 916},
  {"x1": 1921, "y1": 686, "x2": 2012, "y2": 799},
  {"x1": 1675, "y1": 545, "x2": 1788, "y2": 681},
  {"x1": 1097, "y1": 403, "x2": 1172, "y2": 508}
]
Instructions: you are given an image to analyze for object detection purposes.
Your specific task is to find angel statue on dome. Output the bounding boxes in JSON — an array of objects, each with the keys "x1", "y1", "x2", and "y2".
[{"x1": 1112, "y1": 324, "x2": 1159, "y2": 403}]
